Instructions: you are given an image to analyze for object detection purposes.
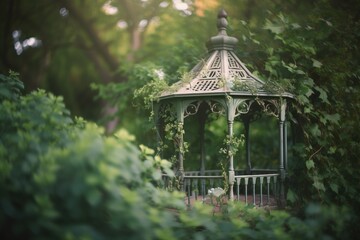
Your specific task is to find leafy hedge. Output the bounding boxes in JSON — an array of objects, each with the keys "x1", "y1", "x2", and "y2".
[{"x1": 0, "y1": 72, "x2": 184, "y2": 239}]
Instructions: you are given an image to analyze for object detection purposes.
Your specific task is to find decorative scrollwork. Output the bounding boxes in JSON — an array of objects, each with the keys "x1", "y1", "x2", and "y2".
[
  {"x1": 235, "y1": 100, "x2": 254, "y2": 117},
  {"x1": 184, "y1": 101, "x2": 201, "y2": 118},
  {"x1": 206, "y1": 100, "x2": 225, "y2": 115},
  {"x1": 257, "y1": 99, "x2": 279, "y2": 118}
]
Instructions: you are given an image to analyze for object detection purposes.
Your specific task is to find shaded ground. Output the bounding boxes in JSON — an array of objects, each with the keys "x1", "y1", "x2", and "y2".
[{"x1": 185, "y1": 194, "x2": 278, "y2": 212}]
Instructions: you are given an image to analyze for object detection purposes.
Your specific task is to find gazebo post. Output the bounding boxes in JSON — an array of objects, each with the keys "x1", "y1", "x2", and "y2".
[
  {"x1": 199, "y1": 107, "x2": 207, "y2": 175},
  {"x1": 227, "y1": 99, "x2": 236, "y2": 201},
  {"x1": 244, "y1": 118, "x2": 252, "y2": 175},
  {"x1": 284, "y1": 120, "x2": 288, "y2": 171},
  {"x1": 153, "y1": 103, "x2": 162, "y2": 156},
  {"x1": 279, "y1": 100, "x2": 287, "y2": 207},
  {"x1": 176, "y1": 101, "x2": 185, "y2": 191},
  {"x1": 199, "y1": 106, "x2": 207, "y2": 198},
  {"x1": 228, "y1": 119, "x2": 235, "y2": 201}
]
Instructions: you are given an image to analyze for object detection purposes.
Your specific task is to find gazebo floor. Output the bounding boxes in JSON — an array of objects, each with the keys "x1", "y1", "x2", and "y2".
[{"x1": 185, "y1": 194, "x2": 278, "y2": 210}]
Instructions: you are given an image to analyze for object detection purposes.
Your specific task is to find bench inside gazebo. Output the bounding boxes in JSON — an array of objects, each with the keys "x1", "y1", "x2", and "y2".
[{"x1": 155, "y1": 9, "x2": 293, "y2": 208}]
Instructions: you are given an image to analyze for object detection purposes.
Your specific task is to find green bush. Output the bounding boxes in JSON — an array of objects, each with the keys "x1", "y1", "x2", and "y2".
[
  {"x1": 0, "y1": 73, "x2": 184, "y2": 239},
  {"x1": 0, "y1": 118, "x2": 188, "y2": 239},
  {"x1": 0, "y1": 71, "x2": 24, "y2": 101}
]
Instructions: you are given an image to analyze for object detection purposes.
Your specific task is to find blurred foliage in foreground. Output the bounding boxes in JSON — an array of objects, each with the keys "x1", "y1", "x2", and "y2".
[{"x1": 0, "y1": 73, "x2": 358, "y2": 239}]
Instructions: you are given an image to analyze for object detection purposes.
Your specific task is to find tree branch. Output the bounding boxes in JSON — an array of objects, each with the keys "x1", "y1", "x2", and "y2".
[{"x1": 60, "y1": 0, "x2": 126, "y2": 82}]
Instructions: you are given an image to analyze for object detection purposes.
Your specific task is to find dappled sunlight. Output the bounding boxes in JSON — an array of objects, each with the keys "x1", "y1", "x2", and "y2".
[{"x1": 12, "y1": 30, "x2": 42, "y2": 55}]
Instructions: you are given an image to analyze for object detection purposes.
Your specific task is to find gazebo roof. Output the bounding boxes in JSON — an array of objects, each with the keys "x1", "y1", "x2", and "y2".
[{"x1": 160, "y1": 9, "x2": 293, "y2": 100}]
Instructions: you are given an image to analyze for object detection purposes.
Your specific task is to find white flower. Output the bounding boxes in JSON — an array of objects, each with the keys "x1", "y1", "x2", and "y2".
[{"x1": 212, "y1": 187, "x2": 225, "y2": 197}]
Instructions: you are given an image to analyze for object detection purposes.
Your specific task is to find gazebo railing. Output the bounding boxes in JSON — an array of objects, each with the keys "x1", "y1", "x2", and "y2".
[
  {"x1": 185, "y1": 170, "x2": 223, "y2": 176},
  {"x1": 249, "y1": 169, "x2": 278, "y2": 174},
  {"x1": 161, "y1": 170, "x2": 280, "y2": 207},
  {"x1": 183, "y1": 175, "x2": 224, "y2": 206},
  {"x1": 234, "y1": 173, "x2": 279, "y2": 207},
  {"x1": 184, "y1": 170, "x2": 223, "y2": 205}
]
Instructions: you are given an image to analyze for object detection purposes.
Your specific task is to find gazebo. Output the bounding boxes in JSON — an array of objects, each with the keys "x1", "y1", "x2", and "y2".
[{"x1": 154, "y1": 9, "x2": 293, "y2": 207}]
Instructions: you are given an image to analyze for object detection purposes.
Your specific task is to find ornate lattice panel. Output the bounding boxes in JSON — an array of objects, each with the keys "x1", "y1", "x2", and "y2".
[
  {"x1": 228, "y1": 52, "x2": 241, "y2": 68},
  {"x1": 229, "y1": 69, "x2": 246, "y2": 79},
  {"x1": 191, "y1": 52, "x2": 222, "y2": 91},
  {"x1": 210, "y1": 53, "x2": 221, "y2": 68},
  {"x1": 228, "y1": 51, "x2": 249, "y2": 80},
  {"x1": 187, "y1": 50, "x2": 260, "y2": 92},
  {"x1": 192, "y1": 79, "x2": 220, "y2": 91},
  {"x1": 198, "y1": 69, "x2": 221, "y2": 79}
]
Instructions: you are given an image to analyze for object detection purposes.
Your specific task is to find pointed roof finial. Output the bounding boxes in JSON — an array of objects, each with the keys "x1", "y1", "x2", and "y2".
[
  {"x1": 217, "y1": 9, "x2": 228, "y2": 35},
  {"x1": 206, "y1": 9, "x2": 237, "y2": 52}
]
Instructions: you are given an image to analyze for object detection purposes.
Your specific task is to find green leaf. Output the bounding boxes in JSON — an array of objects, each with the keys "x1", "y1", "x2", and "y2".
[
  {"x1": 306, "y1": 160, "x2": 315, "y2": 170},
  {"x1": 312, "y1": 58, "x2": 323, "y2": 68},
  {"x1": 314, "y1": 86, "x2": 329, "y2": 104},
  {"x1": 139, "y1": 144, "x2": 155, "y2": 155},
  {"x1": 298, "y1": 84, "x2": 314, "y2": 98},
  {"x1": 295, "y1": 69, "x2": 306, "y2": 75},
  {"x1": 86, "y1": 189, "x2": 101, "y2": 206},
  {"x1": 328, "y1": 146, "x2": 336, "y2": 154},
  {"x1": 313, "y1": 180, "x2": 326, "y2": 192},
  {"x1": 309, "y1": 124, "x2": 321, "y2": 137},
  {"x1": 330, "y1": 183, "x2": 339, "y2": 194},
  {"x1": 291, "y1": 23, "x2": 301, "y2": 29},
  {"x1": 264, "y1": 20, "x2": 285, "y2": 34},
  {"x1": 325, "y1": 113, "x2": 340, "y2": 124},
  {"x1": 286, "y1": 189, "x2": 298, "y2": 203}
]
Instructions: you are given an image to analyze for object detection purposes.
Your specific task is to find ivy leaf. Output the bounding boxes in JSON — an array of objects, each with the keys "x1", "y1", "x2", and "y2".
[
  {"x1": 264, "y1": 20, "x2": 285, "y2": 34},
  {"x1": 291, "y1": 23, "x2": 301, "y2": 29},
  {"x1": 314, "y1": 86, "x2": 330, "y2": 104},
  {"x1": 298, "y1": 84, "x2": 314, "y2": 98},
  {"x1": 306, "y1": 160, "x2": 315, "y2": 170},
  {"x1": 312, "y1": 58, "x2": 323, "y2": 68},
  {"x1": 304, "y1": 107, "x2": 312, "y2": 113},
  {"x1": 297, "y1": 95, "x2": 309, "y2": 104},
  {"x1": 330, "y1": 183, "x2": 339, "y2": 194},
  {"x1": 139, "y1": 144, "x2": 155, "y2": 155},
  {"x1": 309, "y1": 124, "x2": 321, "y2": 137},
  {"x1": 86, "y1": 189, "x2": 101, "y2": 206},
  {"x1": 296, "y1": 69, "x2": 306, "y2": 75},
  {"x1": 313, "y1": 180, "x2": 326, "y2": 192},
  {"x1": 325, "y1": 113, "x2": 340, "y2": 125},
  {"x1": 286, "y1": 189, "x2": 298, "y2": 203},
  {"x1": 328, "y1": 146, "x2": 336, "y2": 154}
]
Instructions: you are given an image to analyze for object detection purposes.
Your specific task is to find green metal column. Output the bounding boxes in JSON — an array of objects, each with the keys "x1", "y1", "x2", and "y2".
[
  {"x1": 153, "y1": 103, "x2": 163, "y2": 157},
  {"x1": 244, "y1": 118, "x2": 251, "y2": 174},
  {"x1": 199, "y1": 108, "x2": 207, "y2": 198},
  {"x1": 279, "y1": 120, "x2": 284, "y2": 170},
  {"x1": 278, "y1": 100, "x2": 287, "y2": 208},
  {"x1": 284, "y1": 121, "x2": 288, "y2": 170},
  {"x1": 228, "y1": 121, "x2": 234, "y2": 172},
  {"x1": 199, "y1": 107, "x2": 207, "y2": 175},
  {"x1": 228, "y1": 119, "x2": 235, "y2": 200},
  {"x1": 227, "y1": 98, "x2": 237, "y2": 201},
  {"x1": 176, "y1": 101, "x2": 185, "y2": 191}
]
